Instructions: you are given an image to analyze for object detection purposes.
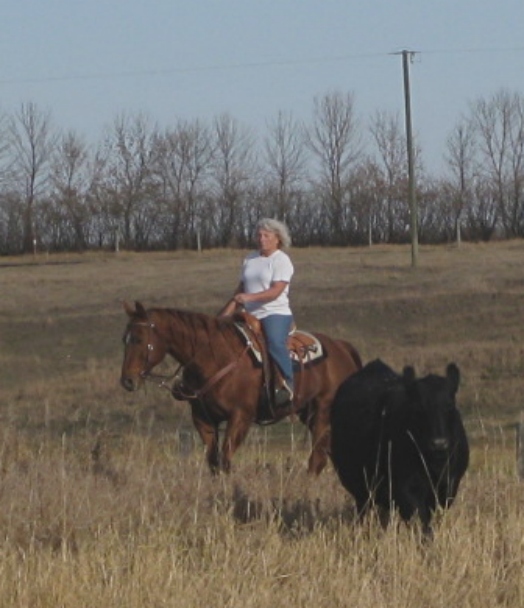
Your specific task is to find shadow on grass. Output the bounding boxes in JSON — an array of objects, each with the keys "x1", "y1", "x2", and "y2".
[{"x1": 227, "y1": 482, "x2": 356, "y2": 538}]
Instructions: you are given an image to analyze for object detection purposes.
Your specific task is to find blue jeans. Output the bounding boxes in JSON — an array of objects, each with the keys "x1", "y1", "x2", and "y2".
[{"x1": 260, "y1": 314, "x2": 294, "y2": 388}]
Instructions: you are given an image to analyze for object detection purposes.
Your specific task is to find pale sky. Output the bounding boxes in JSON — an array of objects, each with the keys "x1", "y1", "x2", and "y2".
[{"x1": 2, "y1": 1, "x2": 523, "y2": 173}]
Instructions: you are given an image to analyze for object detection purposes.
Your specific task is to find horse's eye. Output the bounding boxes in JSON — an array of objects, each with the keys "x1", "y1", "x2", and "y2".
[{"x1": 123, "y1": 333, "x2": 140, "y2": 346}]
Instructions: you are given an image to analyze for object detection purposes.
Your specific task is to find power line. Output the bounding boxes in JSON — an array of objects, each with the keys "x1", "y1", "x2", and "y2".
[
  {"x1": 414, "y1": 45, "x2": 524, "y2": 55},
  {"x1": 0, "y1": 45, "x2": 522, "y2": 86},
  {"x1": 0, "y1": 52, "x2": 388, "y2": 85}
]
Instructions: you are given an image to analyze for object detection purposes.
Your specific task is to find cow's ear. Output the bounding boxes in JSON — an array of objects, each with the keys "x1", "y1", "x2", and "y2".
[
  {"x1": 402, "y1": 365, "x2": 419, "y2": 403},
  {"x1": 446, "y1": 363, "x2": 460, "y2": 395},
  {"x1": 402, "y1": 366, "x2": 416, "y2": 384}
]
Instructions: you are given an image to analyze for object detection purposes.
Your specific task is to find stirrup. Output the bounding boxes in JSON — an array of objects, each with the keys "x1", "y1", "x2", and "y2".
[{"x1": 275, "y1": 381, "x2": 294, "y2": 408}]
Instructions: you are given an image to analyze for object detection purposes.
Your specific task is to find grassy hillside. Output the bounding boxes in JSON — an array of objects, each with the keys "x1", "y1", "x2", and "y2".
[{"x1": 0, "y1": 242, "x2": 523, "y2": 606}]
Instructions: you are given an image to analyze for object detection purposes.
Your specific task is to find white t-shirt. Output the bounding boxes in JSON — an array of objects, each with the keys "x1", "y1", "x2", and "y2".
[{"x1": 240, "y1": 249, "x2": 294, "y2": 319}]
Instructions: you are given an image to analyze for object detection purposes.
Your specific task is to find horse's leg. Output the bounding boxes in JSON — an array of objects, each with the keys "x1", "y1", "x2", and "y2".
[
  {"x1": 306, "y1": 403, "x2": 331, "y2": 475},
  {"x1": 220, "y1": 411, "x2": 253, "y2": 474},
  {"x1": 190, "y1": 403, "x2": 220, "y2": 475}
]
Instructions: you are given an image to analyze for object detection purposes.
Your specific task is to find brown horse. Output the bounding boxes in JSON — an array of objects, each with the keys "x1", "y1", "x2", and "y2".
[{"x1": 120, "y1": 301, "x2": 362, "y2": 475}]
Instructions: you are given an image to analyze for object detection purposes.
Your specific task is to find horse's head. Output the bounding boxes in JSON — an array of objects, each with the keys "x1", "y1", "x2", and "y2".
[{"x1": 120, "y1": 301, "x2": 167, "y2": 391}]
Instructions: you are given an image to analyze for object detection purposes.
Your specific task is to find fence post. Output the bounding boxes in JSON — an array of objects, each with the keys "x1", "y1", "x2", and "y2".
[{"x1": 517, "y1": 413, "x2": 524, "y2": 480}]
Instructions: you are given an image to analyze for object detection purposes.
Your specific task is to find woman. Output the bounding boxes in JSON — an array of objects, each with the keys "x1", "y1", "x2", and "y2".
[{"x1": 220, "y1": 218, "x2": 295, "y2": 406}]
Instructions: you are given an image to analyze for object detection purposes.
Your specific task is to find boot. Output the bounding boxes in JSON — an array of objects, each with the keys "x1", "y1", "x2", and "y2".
[{"x1": 275, "y1": 380, "x2": 294, "y2": 408}]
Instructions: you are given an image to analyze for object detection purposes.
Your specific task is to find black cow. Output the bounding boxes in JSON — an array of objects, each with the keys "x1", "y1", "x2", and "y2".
[{"x1": 330, "y1": 359, "x2": 469, "y2": 535}]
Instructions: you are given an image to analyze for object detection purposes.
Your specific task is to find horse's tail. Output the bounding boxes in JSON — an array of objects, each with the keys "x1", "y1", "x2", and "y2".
[{"x1": 339, "y1": 340, "x2": 363, "y2": 370}]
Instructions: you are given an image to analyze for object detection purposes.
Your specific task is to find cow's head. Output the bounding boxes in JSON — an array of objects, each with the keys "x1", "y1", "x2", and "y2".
[{"x1": 402, "y1": 363, "x2": 461, "y2": 456}]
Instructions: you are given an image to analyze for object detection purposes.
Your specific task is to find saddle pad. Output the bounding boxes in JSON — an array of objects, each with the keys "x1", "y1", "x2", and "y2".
[
  {"x1": 234, "y1": 323, "x2": 324, "y2": 366},
  {"x1": 288, "y1": 330, "x2": 324, "y2": 363}
]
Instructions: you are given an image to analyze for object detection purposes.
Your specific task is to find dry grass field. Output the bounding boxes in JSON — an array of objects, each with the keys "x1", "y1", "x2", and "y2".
[{"x1": 0, "y1": 241, "x2": 523, "y2": 607}]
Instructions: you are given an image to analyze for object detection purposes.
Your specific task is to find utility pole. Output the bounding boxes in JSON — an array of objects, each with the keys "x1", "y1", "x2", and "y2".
[{"x1": 396, "y1": 49, "x2": 419, "y2": 267}]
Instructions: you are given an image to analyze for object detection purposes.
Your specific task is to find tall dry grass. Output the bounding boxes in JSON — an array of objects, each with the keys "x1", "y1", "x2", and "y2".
[
  {"x1": 0, "y1": 242, "x2": 524, "y2": 606},
  {"x1": 0, "y1": 429, "x2": 522, "y2": 607}
]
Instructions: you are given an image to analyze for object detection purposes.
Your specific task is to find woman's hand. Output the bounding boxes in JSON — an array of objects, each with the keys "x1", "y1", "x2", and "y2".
[
  {"x1": 233, "y1": 293, "x2": 251, "y2": 305},
  {"x1": 217, "y1": 298, "x2": 239, "y2": 317}
]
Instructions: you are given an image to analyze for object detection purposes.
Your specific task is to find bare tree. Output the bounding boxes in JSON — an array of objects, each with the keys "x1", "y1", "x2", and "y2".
[
  {"x1": 153, "y1": 118, "x2": 214, "y2": 249},
  {"x1": 0, "y1": 192, "x2": 24, "y2": 254},
  {"x1": 262, "y1": 110, "x2": 307, "y2": 223},
  {"x1": 211, "y1": 113, "x2": 257, "y2": 247},
  {"x1": 466, "y1": 178, "x2": 500, "y2": 240},
  {"x1": 444, "y1": 119, "x2": 478, "y2": 243},
  {"x1": 0, "y1": 111, "x2": 20, "y2": 254},
  {"x1": 369, "y1": 111, "x2": 409, "y2": 242},
  {"x1": 45, "y1": 130, "x2": 92, "y2": 250},
  {"x1": 8, "y1": 102, "x2": 57, "y2": 252},
  {"x1": 472, "y1": 89, "x2": 524, "y2": 237},
  {"x1": 345, "y1": 159, "x2": 386, "y2": 245},
  {"x1": 308, "y1": 91, "x2": 361, "y2": 244},
  {"x1": 101, "y1": 113, "x2": 160, "y2": 249},
  {"x1": 0, "y1": 111, "x2": 11, "y2": 186}
]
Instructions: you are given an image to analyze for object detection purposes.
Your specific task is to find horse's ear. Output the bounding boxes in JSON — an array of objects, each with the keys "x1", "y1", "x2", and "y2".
[
  {"x1": 123, "y1": 301, "x2": 135, "y2": 317},
  {"x1": 122, "y1": 300, "x2": 147, "y2": 319},
  {"x1": 135, "y1": 301, "x2": 147, "y2": 318}
]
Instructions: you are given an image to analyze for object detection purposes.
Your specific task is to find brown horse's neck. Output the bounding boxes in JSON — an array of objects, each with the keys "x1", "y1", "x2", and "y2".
[{"x1": 149, "y1": 308, "x2": 238, "y2": 368}]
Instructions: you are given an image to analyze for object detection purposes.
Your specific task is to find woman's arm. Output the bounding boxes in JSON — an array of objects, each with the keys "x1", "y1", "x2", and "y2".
[
  {"x1": 217, "y1": 282, "x2": 244, "y2": 317},
  {"x1": 233, "y1": 281, "x2": 288, "y2": 306}
]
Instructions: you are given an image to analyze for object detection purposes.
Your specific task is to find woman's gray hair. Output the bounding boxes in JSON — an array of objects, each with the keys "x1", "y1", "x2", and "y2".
[{"x1": 255, "y1": 218, "x2": 292, "y2": 248}]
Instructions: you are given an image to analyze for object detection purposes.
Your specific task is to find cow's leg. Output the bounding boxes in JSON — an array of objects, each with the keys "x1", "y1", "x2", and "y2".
[
  {"x1": 190, "y1": 404, "x2": 220, "y2": 475},
  {"x1": 377, "y1": 505, "x2": 391, "y2": 529},
  {"x1": 415, "y1": 498, "x2": 435, "y2": 538},
  {"x1": 397, "y1": 484, "x2": 434, "y2": 537},
  {"x1": 220, "y1": 411, "x2": 253, "y2": 474}
]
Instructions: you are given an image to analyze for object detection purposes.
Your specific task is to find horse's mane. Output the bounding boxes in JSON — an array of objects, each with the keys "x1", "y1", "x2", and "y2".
[{"x1": 150, "y1": 307, "x2": 239, "y2": 340}]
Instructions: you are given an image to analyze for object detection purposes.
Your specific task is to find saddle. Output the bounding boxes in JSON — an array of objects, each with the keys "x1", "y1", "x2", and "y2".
[
  {"x1": 228, "y1": 311, "x2": 319, "y2": 423},
  {"x1": 171, "y1": 311, "x2": 323, "y2": 423},
  {"x1": 231, "y1": 311, "x2": 324, "y2": 366}
]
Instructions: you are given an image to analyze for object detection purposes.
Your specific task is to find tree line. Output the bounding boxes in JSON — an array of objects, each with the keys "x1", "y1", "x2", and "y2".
[{"x1": 0, "y1": 88, "x2": 523, "y2": 254}]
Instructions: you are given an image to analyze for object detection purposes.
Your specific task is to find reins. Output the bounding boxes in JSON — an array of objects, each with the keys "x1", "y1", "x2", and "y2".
[
  {"x1": 129, "y1": 317, "x2": 251, "y2": 400},
  {"x1": 171, "y1": 343, "x2": 251, "y2": 401},
  {"x1": 143, "y1": 363, "x2": 181, "y2": 390}
]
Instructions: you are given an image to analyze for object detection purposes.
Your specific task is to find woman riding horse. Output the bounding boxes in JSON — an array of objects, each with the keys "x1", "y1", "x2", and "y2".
[
  {"x1": 219, "y1": 218, "x2": 295, "y2": 408},
  {"x1": 121, "y1": 300, "x2": 362, "y2": 475}
]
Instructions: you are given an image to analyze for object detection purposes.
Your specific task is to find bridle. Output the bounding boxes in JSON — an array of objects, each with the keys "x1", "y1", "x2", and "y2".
[
  {"x1": 125, "y1": 318, "x2": 251, "y2": 400},
  {"x1": 125, "y1": 319, "x2": 170, "y2": 379}
]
